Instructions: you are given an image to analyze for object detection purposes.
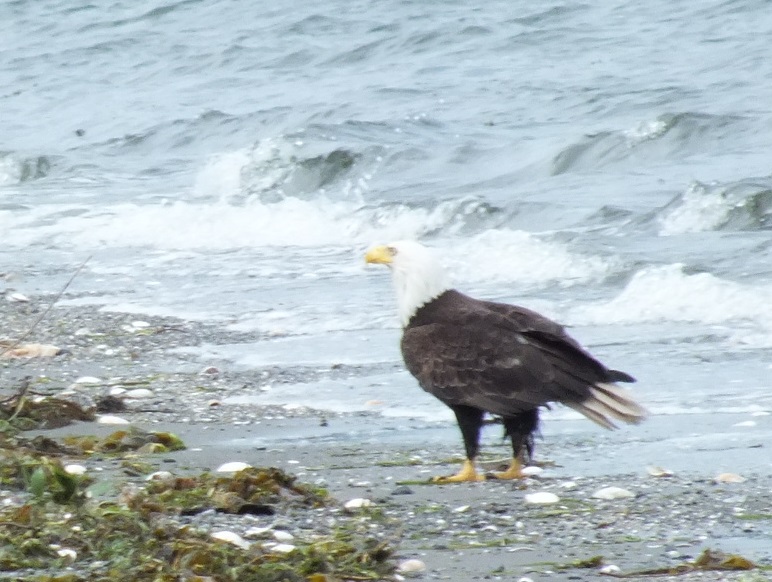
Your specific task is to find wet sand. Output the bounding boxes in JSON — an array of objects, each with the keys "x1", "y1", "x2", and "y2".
[{"x1": 2, "y1": 295, "x2": 771, "y2": 580}]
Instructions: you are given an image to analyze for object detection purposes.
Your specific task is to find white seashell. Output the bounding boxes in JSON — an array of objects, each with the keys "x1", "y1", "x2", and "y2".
[
  {"x1": 124, "y1": 388, "x2": 153, "y2": 399},
  {"x1": 145, "y1": 471, "x2": 174, "y2": 482},
  {"x1": 273, "y1": 530, "x2": 294, "y2": 542},
  {"x1": 715, "y1": 472, "x2": 746, "y2": 484},
  {"x1": 271, "y1": 543, "x2": 296, "y2": 553},
  {"x1": 7, "y1": 292, "x2": 30, "y2": 303},
  {"x1": 97, "y1": 415, "x2": 130, "y2": 425},
  {"x1": 397, "y1": 559, "x2": 427, "y2": 573},
  {"x1": 344, "y1": 498, "x2": 373, "y2": 510},
  {"x1": 600, "y1": 564, "x2": 621, "y2": 574},
  {"x1": 109, "y1": 387, "x2": 127, "y2": 396},
  {"x1": 647, "y1": 466, "x2": 674, "y2": 478},
  {"x1": 75, "y1": 376, "x2": 102, "y2": 385},
  {"x1": 245, "y1": 526, "x2": 272, "y2": 538},
  {"x1": 559, "y1": 480, "x2": 577, "y2": 489},
  {"x1": 64, "y1": 464, "x2": 87, "y2": 476},
  {"x1": 517, "y1": 577, "x2": 535, "y2": 582},
  {"x1": 211, "y1": 531, "x2": 251, "y2": 550},
  {"x1": 216, "y1": 461, "x2": 252, "y2": 473},
  {"x1": 521, "y1": 466, "x2": 543, "y2": 477},
  {"x1": 524, "y1": 491, "x2": 560, "y2": 505},
  {"x1": 131, "y1": 321, "x2": 150, "y2": 328},
  {"x1": 592, "y1": 486, "x2": 635, "y2": 500},
  {"x1": 56, "y1": 548, "x2": 77, "y2": 562},
  {"x1": 452, "y1": 504, "x2": 470, "y2": 513}
]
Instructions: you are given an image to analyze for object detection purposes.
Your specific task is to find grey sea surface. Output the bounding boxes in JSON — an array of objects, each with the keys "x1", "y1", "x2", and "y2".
[{"x1": 2, "y1": 1, "x2": 772, "y2": 453}]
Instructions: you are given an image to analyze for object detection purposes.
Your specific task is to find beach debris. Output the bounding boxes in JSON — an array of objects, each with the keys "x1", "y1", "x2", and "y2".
[
  {"x1": 0, "y1": 381, "x2": 96, "y2": 429},
  {"x1": 211, "y1": 530, "x2": 251, "y2": 550},
  {"x1": 63, "y1": 428, "x2": 185, "y2": 455},
  {"x1": 0, "y1": 341, "x2": 61, "y2": 358},
  {"x1": 521, "y1": 465, "x2": 543, "y2": 477},
  {"x1": 397, "y1": 558, "x2": 427, "y2": 573},
  {"x1": 616, "y1": 548, "x2": 756, "y2": 576},
  {"x1": 714, "y1": 472, "x2": 746, "y2": 484},
  {"x1": 524, "y1": 491, "x2": 560, "y2": 505},
  {"x1": 344, "y1": 498, "x2": 373, "y2": 510},
  {"x1": 217, "y1": 461, "x2": 252, "y2": 473},
  {"x1": 647, "y1": 465, "x2": 674, "y2": 478},
  {"x1": 592, "y1": 486, "x2": 635, "y2": 500}
]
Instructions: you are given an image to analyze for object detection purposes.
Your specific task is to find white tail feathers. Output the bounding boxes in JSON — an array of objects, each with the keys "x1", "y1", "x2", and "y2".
[{"x1": 565, "y1": 382, "x2": 648, "y2": 430}]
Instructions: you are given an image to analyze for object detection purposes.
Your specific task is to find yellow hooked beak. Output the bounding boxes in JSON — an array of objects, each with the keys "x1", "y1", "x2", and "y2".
[{"x1": 364, "y1": 245, "x2": 395, "y2": 265}]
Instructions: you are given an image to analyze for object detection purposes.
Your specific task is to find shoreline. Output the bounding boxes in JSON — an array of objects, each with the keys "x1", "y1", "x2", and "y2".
[{"x1": 2, "y1": 294, "x2": 771, "y2": 580}]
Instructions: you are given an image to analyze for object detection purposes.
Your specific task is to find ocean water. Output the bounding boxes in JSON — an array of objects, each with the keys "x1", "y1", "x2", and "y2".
[{"x1": 3, "y1": 1, "x2": 772, "y2": 432}]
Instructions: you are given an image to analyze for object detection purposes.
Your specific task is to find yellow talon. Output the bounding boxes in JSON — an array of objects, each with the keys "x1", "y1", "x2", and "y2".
[
  {"x1": 430, "y1": 459, "x2": 486, "y2": 483},
  {"x1": 490, "y1": 458, "x2": 525, "y2": 480}
]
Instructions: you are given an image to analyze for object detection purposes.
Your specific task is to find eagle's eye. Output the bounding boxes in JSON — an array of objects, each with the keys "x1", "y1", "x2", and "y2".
[{"x1": 387, "y1": 246, "x2": 398, "y2": 256}]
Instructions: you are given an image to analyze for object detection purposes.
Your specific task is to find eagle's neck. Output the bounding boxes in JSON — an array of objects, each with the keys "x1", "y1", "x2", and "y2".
[{"x1": 392, "y1": 262, "x2": 450, "y2": 328}]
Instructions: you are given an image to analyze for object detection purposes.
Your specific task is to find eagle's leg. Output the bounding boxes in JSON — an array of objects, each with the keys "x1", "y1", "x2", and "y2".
[
  {"x1": 431, "y1": 406, "x2": 486, "y2": 483},
  {"x1": 491, "y1": 410, "x2": 539, "y2": 480}
]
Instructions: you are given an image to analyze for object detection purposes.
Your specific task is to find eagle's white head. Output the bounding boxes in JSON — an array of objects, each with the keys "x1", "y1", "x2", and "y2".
[{"x1": 365, "y1": 240, "x2": 451, "y2": 327}]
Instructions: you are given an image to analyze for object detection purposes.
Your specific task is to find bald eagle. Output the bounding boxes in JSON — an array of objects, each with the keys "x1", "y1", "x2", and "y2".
[{"x1": 365, "y1": 240, "x2": 646, "y2": 483}]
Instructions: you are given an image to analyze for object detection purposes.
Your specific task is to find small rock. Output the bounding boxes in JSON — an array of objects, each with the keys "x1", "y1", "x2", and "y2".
[
  {"x1": 124, "y1": 388, "x2": 153, "y2": 399},
  {"x1": 145, "y1": 471, "x2": 174, "y2": 483},
  {"x1": 521, "y1": 466, "x2": 543, "y2": 477},
  {"x1": 75, "y1": 376, "x2": 102, "y2": 385},
  {"x1": 273, "y1": 530, "x2": 294, "y2": 542},
  {"x1": 97, "y1": 415, "x2": 130, "y2": 425},
  {"x1": 131, "y1": 321, "x2": 150, "y2": 328},
  {"x1": 397, "y1": 559, "x2": 427, "y2": 573},
  {"x1": 599, "y1": 564, "x2": 621, "y2": 575},
  {"x1": 201, "y1": 366, "x2": 220, "y2": 375},
  {"x1": 271, "y1": 543, "x2": 296, "y2": 553},
  {"x1": 216, "y1": 461, "x2": 252, "y2": 473},
  {"x1": 109, "y1": 387, "x2": 127, "y2": 396},
  {"x1": 647, "y1": 466, "x2": 674, "y2": 478},
  {"x1": 452, "y1": 504, "x2": 470, "y2": 513},
  {"x1": 715, "y1": 472, "x2": 746, "y2": 484},
  {"x1": 592, "y1": 486, "x2": 635, "y2": 500},
  {"x1": 344, "y1": 498, "x2": 373, "y2": 510},
  {"x1": 208, "y1": 400, "x2": 221, "y2": 407},
  {"x1": 211, "y1": 531, "x2": 251, "y2": 550},
  {"x1": 524, "y1": 491, "x2": 560, "y2": 505},
  {"x1": 56, "y1": 548, "x2": 77, "y2": 562},
  {"x1": 391, "y1": 485, "x2": 414, "y2": 495},
  {"x1": 64, "y1": 464, "x2": 87, "y2": 476},
  {"x1": 245, "y1": 527, "x2": 272, "y2": 538},
  {"x1": 7, "y1": 292, "x2": 30, "y2": 302}
]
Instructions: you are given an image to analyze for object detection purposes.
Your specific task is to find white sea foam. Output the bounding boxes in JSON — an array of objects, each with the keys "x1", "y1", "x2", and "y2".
[
  {"x1": 571, "y1": 264, "x2": 772, "y2": 327},
  {"x1": 658, "y1": 182, "x2": 730, "y2": 235}
]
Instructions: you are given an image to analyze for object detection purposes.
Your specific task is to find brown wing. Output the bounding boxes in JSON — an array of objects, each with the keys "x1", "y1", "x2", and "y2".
[{"x1": 400, "y1": 291, "x2": 630, "y2": 416}]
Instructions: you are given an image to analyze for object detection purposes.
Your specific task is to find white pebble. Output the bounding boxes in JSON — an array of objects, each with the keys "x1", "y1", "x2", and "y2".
[
  {"x1": 75, "y1": 376, "x2": 102, "y2": 385},
  {"x1": 245, "y1": 526, "x2": 272, "y2": 538},
  {"x1": 124, "y1": 388, "x2": 153, "y2": 399},
  {"x1": 97, "y1": 415, "x2": 130, "y2": 425},
  {"x1": 131, "y1": 320, "x2": 150, "y2": 328},
  {"x1": 56, "y1": 548, "x2": 77, "y2": 562},
  {"x1": 211, "y1": 531, "x2": 251, "y2": 550},
  {"x1": 201, "y1": 366, "x2": 220, "y2": 375},
  {"x1": 521, "y1": 466, "x2": 543, "y2": 477},
  {"x1": 524, "y1": 491, "x2": 560, "y2": 505},
  {"x1": 344, "y1": 498, "x2": 373, "y2": 510},
  {"x1": 397, "y1": 559, "x2": 427, "y2": 573},
  {"x1": 592, "y1": 486, "x2": 635, "y2": 500},
  {"x1": 109, "y1": 387, "x2": 127, "y2": 396},
  {"x1": 647, "y1": 466, "x2": 674, "y2": 478},
  {"x1": 216, "y1": 461, "x2": 252, "y2": 473},
  {"x1": 600, "y1": 564, "x2": 621, "y2": 574},
  {"x1": 64, "y1": 464, "x2": 87, "y2": 476},
  {"x1": 559, "y1": 480, "x2": 578, "y2": 489},
  {"x1": 452, "y1": 504, "x2": 470, "y2": 513},
  {"x1": 273, "y1": 530, "x2": 294, "y2": 542},
  {"x1": 7, "y1": 292, "x2": 30, "y2": 302},
  {"x1": 715, "y1": 472, "x2": 746, "y2": 484},
  {"x1": 271, "y1": 543, "x2": 296, "y2": 553},
  {"x1": 517, "y1": 577, "x2": 535, "y2": 582}
]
